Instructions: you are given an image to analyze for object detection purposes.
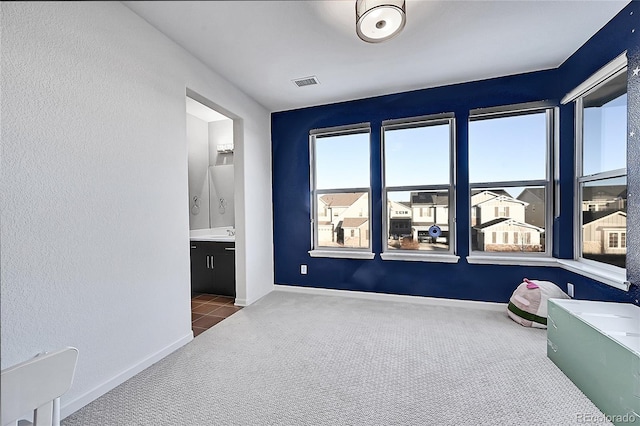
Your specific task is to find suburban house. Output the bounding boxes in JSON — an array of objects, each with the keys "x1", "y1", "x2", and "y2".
[
  {"x1": 469, "y1": 190, "x2": 545, "y2": 251},
  {"x1": 317, "y1": 192, "x2": 369, "y2": 248},
  {"x1": 581, "y1": 185, "x2": 627, "y2": 212},
  {"x1": 517, "y1": 187, "x2": 546, "y2": 229},
  {"x1": 2, "y1": 1, "x2": 638, "y2": 423},
  {"x1": 410, "y1": 191, "x2": 450, "y2": 243},
  {"x1": 471, "y1": 190, "x2": 527, "y2": 225},
  {"x1": 473, "y1": 218, "x2": 544, "y2": 252},
  {"x1": 583, "y1": 210, "x2": 627, "y2": 256}
]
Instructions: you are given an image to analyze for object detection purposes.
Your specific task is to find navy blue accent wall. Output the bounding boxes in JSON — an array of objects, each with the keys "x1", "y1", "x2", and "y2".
[
  {"x1": 624, "y1": 5, "x2": 639, "y2": 304},
  {"x1": 555, "y1": 1, "x2": 639, "y2": 305},
  {"x1": 271, "y1": 2, "x2": 639, "y2": 305}
]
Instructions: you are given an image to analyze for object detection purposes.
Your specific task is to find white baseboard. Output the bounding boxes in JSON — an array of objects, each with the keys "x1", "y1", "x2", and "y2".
[
  {"x1": 234, "y1": 297, "x2": 248, "y2": 307},
  {"x1": 273, "y1": 284, "x2": 507, "y2": 312},
  {"x1": 61, "y1": 331, "x2": 193, "y2": 418}
]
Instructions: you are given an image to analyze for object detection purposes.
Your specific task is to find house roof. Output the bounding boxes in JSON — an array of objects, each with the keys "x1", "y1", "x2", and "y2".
[
  {"x1": 342, "y1": 217, "x2": 368, "y2": 228},
  {"x1": 471, "y1": 189, "x2": 511, "y2": 198},
  {"x1": 582, "y1": 185, "x2": 626, "y2": 201},
  {"x1": 474, "y1": 217, "x2": 510, "y2": 230},
  {"x1": 389, "y1": 200, "x2": 411, "y2": 210},
  {"x1": 474, "y1": 194, "x2": 528, "y2": 207},
  {"x1": 411, "y1": 191, "x2": 448, "y2": 205},
  {"x1": 517, "y1": 187, "x2": 545, "y2": 202},
  {"x1": 474, "y1": 217, "x2": 544, "y2": 232},
  {"x1": 319, "y1": 193, "x2": 365, "y2": 207},
  {"x1": 582, "y1": 209, "x2": 627, "y2": 225}
]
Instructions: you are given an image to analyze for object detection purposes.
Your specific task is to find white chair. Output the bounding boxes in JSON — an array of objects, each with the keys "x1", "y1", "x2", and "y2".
[{"x1": 1, "y1": 347, "x2": 78, "y2": 426}]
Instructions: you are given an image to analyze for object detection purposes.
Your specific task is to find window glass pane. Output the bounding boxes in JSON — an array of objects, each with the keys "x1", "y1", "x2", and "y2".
[
  {"x1": 317, "y1": 192, "x2": 369, "y2": 248},
  {"x1": 582, "y1": 72, "x2": 627, "y2": 176},
  {"x1": 386, "y1": 190, "x2": 450, "y2": 252},
  {"x1": 315, "y1": 132, "x2": 369, "y2": 189},
  {"x1": 471, "y1": 186, "x2": 545, "y2": 252},
  {"x1": 469, "y1": 113, "x2": 546, "y2": 182},
  {"x1": 581, "y1": 176, "x2": 626, "y2": 267},
  {"x1": 384, "y1": 124, "x2": 450, "y2": 186}
]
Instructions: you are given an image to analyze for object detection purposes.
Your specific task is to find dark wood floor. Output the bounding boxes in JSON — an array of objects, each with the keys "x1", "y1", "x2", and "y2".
[{"x1": 191, "y1": 293, "x2": 242, "y2": 337}]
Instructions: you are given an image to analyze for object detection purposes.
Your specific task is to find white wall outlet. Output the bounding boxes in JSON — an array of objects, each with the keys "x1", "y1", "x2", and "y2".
[
  {"x1": 567, "y1": 283, "x2": 574, "y2": 298},
  {"x1": 300, "y1": 264, "x2": 307, "y2": 275}
]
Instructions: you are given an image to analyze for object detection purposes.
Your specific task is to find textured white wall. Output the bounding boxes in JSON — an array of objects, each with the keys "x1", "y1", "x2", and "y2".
[
  {"x1": 187, "y1": 114, "x2": 211, "y2": 230},
  {"x1": 0, "y1": 1, "x2": 274, "y2": 417}
]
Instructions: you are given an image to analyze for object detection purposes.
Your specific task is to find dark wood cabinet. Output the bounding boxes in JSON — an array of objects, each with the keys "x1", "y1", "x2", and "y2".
[{"x1": 190, "y1": 241, "x2": 235, "y2": 297}]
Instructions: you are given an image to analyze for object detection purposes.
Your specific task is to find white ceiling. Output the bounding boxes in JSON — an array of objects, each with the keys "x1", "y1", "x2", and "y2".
[{"x1": 124, "y1": 0, "x2": 629, "y2": 112}]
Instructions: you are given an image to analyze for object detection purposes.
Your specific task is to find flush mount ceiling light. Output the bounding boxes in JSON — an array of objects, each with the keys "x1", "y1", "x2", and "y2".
[{"x1": 356, "y1": 0, "x2": 406, "y2": 43}]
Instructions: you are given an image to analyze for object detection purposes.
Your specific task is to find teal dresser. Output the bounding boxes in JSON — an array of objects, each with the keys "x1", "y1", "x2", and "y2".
[{"x1": 547, "y1": 299, "x2": 640, "y2": 425}]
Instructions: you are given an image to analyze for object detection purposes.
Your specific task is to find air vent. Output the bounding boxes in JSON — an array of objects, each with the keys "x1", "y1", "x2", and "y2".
[{"x1": 292, "y1": 76, "x2": 319, "y2": 87}]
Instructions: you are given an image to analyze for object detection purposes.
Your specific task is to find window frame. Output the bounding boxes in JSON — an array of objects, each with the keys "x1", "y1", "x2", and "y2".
[
  {"x1": 467, "y1": 101, "x2": 556, "y2": 260},
  {"x1": 572, "y1": 64, "x2": 627, "y2": 272},
  {"x1": 309, "y1": 123, "x2": 375, "y2": 259},
  {"x1": 379, "y1": 113, "x2": 459, "y2": 263},
  {"x1": 555, "y1": 51, "x2": 630, "y2": 291}
]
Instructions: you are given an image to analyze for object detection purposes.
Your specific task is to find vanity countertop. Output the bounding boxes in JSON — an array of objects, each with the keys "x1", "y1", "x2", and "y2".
[{"x1": 189, "y1": 228, "x2": 235, "y2": 243}]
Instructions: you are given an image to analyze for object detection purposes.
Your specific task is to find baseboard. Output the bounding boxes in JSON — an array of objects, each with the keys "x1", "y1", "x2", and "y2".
[
  {"x1": 60, "y1": 331, "x2": 193, "y2": 418},
  {"x1": 273, "y1": 284, "x2": 507, "y2": 312},
  {"x1": 234, "y1": 297, "x2": 248, "y2": 307}
]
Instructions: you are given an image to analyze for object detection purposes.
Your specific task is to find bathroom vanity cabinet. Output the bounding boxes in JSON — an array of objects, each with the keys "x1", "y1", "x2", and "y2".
[{"x1": 190, "y1": 241, "x2": 235, "y2": 297}]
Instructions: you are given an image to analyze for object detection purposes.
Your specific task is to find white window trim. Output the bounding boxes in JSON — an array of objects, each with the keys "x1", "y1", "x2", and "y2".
[
  {"x1": 309, "y1": 123, "x2": 373, "y2": 257},
  {"x1": 468, "y1": 101, "x2": 555, "y2": 258},
  {"x1": 571, "y1": 56, "x2": 628, "y2": 289},
  {"x1": 463, "y1": 256, "x2": 630, "y2": 292},
  {"x1": 561, "y1": 51, "x2": 627, "y2": 104},
  {"x1": 380, "y1": 113, "x2": 457, "y2": 261},
  {"x1": 556, "y1": 259, "x2": 629, "y2": 292},
  {"x1": 466, "y1": 254, "x2": 559, "y2": 267},
  {"x1": 309, "y1": 250, "x2": 376, "y2": 260},
  {"x1": 380, "y1": 252, "x2": 460, "y2": 263}
]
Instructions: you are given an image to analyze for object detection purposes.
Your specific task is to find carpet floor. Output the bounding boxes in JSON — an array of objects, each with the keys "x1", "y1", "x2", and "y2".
[{"x1": 62, "y1": 290, "x2": 611, "y2": 425}]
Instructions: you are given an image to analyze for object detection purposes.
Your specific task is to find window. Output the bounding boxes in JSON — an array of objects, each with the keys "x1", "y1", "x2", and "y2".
[
  {"x1": 381, "y1": 114, "x2": 456, "y2": 258},
  {"x1": 469, "y1": 102, "x2": 553, "y2": 255},
  {"x1": 573, "y1": 61, "x2": 627, "y2": 269},
  {"x1": 608, "y1": 233, "x2": 619, "y2": 248},
  {"x1": 310, "y1": 124, "x2": 372, "y2": 256}
]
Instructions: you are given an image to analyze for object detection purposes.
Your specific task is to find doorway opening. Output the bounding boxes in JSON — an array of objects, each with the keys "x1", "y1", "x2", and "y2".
[{"x1": 185, "y1": 90, "x2": 241, "y2": 335}]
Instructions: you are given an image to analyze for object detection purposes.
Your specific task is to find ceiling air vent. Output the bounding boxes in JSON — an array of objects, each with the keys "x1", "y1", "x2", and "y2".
[{"x1": 292, "y1": 76, "x2": 319, "y2": 87}]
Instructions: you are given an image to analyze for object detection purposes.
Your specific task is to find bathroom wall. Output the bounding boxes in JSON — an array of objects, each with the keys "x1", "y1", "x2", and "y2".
[
  {"x1": 187, "y1": 113, "x2": 211, "y2": 230},
  {"x1": 208, "y1": 119, "x2": 235, "y2": 228},
  {"x1": 187, "y1": 113, "x2": 234, "y2": 230}
]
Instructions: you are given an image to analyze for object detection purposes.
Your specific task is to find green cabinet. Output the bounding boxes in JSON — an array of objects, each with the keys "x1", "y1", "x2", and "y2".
[{"x1": 547, "y1": 299, "x2": 639, "y2": 424}]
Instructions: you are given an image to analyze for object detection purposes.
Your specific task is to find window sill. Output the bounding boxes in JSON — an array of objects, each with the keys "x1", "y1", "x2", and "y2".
[
  {"x1": 466, "y1": 255, "x2": 558, "y2": 267},
  {"x1": 308, "y1": 250, "x2": 375, "y2": 260},
  {"x1": 380, "y1": 252, "x2": 460, "y2": 263},
  {"x1": 465, "y1": 255, "x2": 630, "y2": 292},
  {"x1": 556, "y1": 259, "x2": 630, "y2": 292}
]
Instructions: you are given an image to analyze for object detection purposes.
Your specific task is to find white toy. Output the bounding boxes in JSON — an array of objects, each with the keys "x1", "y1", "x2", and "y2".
[{"x1": 507, "y1": 278, "x2": 570, "y2": 328}]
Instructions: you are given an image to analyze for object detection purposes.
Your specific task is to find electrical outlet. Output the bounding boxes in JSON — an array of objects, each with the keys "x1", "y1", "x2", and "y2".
[
  {"x1": 301, "y1": 264, "x2": 307, "y2": 275},
  {"x1": 567, "y1": 283, "x2": 574, "y2": 298}
]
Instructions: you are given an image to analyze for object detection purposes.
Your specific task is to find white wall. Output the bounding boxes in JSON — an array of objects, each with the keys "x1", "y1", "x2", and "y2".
[
  {"x1": 187, "y1": 113, "x2": 211, "y2": 230},
  {"x1": 0, "y1": 1, "x2": 274, "y2": 417}
]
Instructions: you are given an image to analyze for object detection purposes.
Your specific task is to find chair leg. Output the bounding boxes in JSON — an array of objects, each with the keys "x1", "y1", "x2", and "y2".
[{"x1": 52, "y1": 398, "x2": 60, "y2": 426}]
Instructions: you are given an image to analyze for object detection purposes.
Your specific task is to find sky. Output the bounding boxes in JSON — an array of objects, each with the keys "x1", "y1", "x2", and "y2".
[{"x1": 315, "y1": 98, "x2": 626, "y2": 193}]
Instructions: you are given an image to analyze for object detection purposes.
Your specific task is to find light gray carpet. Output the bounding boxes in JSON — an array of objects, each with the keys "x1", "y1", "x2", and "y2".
[{"x1": 63, "y1": 290, "x2": 611, "y2": 425}]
